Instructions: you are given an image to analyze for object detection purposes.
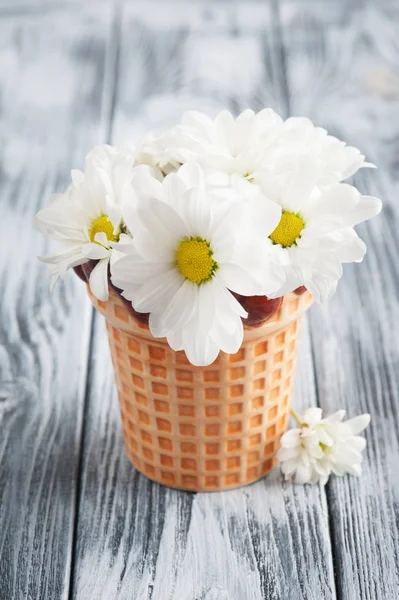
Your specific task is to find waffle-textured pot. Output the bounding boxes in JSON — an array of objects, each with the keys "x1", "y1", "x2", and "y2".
[{"x1": 88, "y1": 287, "x2": 313, "y2": 491}]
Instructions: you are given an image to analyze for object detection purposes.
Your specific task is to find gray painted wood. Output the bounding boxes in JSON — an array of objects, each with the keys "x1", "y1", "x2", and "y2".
[
  {"x1": 279, "y1": 0, "x2": 399, "y2": 597},
  {"x1": 71, "y1": 3, "x2": 335, "y2": 599},
  {"x1": 2, "y1": 0, "x2": 398, "y2": 598},
  {"x1": 0, "y1": 5, "x2": 112, "y2": 599}
]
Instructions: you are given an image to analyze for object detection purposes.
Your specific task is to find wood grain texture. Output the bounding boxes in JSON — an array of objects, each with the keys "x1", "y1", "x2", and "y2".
[
  {"x1": 279, "y1": 0, "x2": 399, "y2": 597},
  {"x1": 71, "y1": 3, "x2": 336, "y2": 599},
  {"x1": 111, "y1": 1, "x2": 290, "y2": 143},
  {"x1": 2, "y1": 0, "x2": 398, "y2": 598},
  {"x1": 0, "y1": 5, "x2": 112, "y2": 599}
]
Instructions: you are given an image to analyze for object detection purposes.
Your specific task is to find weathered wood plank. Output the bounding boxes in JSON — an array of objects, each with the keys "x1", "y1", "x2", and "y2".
[
  {"x1": 72, "y1": 3, "x2": 336, "y2": 598},
  {"x1": 110, "y1": 1, "x2": 290, "y2": 143},
  {"x1": 0, "y1": 6, "x2": 113, "y2": 599},
  {"x1": 278, "y1": 1, "x2": 399, "y2": 597}
]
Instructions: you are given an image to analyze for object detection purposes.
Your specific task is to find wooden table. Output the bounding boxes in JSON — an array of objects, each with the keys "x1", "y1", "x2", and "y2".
[{"x1": 1, "y1": 0, "x2": 398, "y2": 598}]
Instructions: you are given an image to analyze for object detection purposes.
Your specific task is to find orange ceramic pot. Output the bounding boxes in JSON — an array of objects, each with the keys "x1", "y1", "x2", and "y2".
[{"x1": 88, "y1": 287, "x2": 313, "y2": 491}]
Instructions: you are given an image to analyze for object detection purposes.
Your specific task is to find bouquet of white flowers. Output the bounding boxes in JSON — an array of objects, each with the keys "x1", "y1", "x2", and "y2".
[{"x1": 35, "y1": 110, "x2": 379, "y2": 491}]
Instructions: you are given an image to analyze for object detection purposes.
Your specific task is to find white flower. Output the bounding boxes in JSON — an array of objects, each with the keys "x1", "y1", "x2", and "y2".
[
  {"x1": 156, "y1": 108, "x2": 284, "y2": 183},
  {"x1": 111, "y1": 163, "x2": 284, "y2": 366},
  {"x1": 277, "y1": 407, "x2": 371, "y2": 485},
  {"x1": 158, "y1": 109, "x2": 374, "y2": 188},
  {"x1": 260, "y1": 155, "x2": 382, "y2": 301},
  {"x1": 134, "y1": 132, "x2": 180, "y2": 177},
  {"x1": 35, "y1": 145, "x2": 136, "y2": 301},
  {"x1": 276, "y1": 117, "x2": 376, "y2": 188},
  {"x1": 153, "y1": 110, "x2": 381, "y2": 301}
]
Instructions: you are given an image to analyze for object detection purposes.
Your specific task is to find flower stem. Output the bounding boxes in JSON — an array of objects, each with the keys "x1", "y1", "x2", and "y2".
[{"x1": 290, "y1": 408, "x2": 303, "y2": 427}]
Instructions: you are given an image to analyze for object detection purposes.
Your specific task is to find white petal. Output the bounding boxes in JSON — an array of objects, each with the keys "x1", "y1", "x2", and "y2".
[
  {"x1": 94, "y1": 232, "x2": 110, "y2": 247},
  {"x1": 183, "y1": 187, "x2": 212, "y2": 238},
  {"x1": 316, "y1": 428, "x2": 334, "y2": 447},
  {"x1": 281, "y1": 459, "x2": 300, "y2": 478},
  {"x1": 173, "y1": 283, "x2": 221, "y2": 366},
  {"x1": 306, "y1": 274, "x2": 338, "y2": 304},
  {"x1": 137, "y1": 197, "x2": 189, "y2": 244},
  {"x1": 303, "y1": 407, "x2": 322, "y2": 427},
  {"x1": 215, "y1": 110, "x2": 237, "y2": 154},
  {"x1": 295, "y1": 461, "x2": 315, "y2": 485},
  {"x1": 89, "y1": 258, "x2": 109, "y2": 301},
  {"x1": 280, "y1": 429, "x2": 301, "y2": 448},
  {"x1": 131, "y1": 165, "x2": 164, "y2": 200},
  {"x1": 211, "y1": 310, "x2": 243, "y2": 355},
  {"x1": 276, "y1": 447, "x2": 300, "y2": 461},
  {"x1": 346, "y1": 413, "x2": 371, "y2": 435},
  {"x1": 217, "y1": 263, "x2": 264, "y2": 296},
  {"x1": 196, "y1": 281, "x2": 217, "y2": 332},
  {"x1": 348, "y1": 195, "x2": 382, "y2": 226},
  {"x1": 162, "y1": 170, "x2": 192, "y2": 211},
  {"x1": 176, "y1": 162, "x2": 205, "y2": 189},
  {"x1": 299, "y1": 217, "x2": 343, "y2": 245},
  {"x1": 122, "y1": 200, "x2": 138, "y2": 235},
  {"x1": 71, "y1": 169, "x2": 84, "y2": 186},
  {"x1": 108, "y1": 205, "x2": 123, "y2": 231},
  {"x1": 323, "y1": 410, "x2": 346, "y2": 424},
  {"x1": 347, "y1": 436, "x2": 367, "y2": 452},
  {"x1": 212, "y1": 278, "x2": 247, "y2": 320},
  {"x1": 166, "y1": 328, "x2": 184, "y2": 352},
  {"x1": 182, "y1": 323, "x2": 220, "y2": 367},
  {"x1": 282, "y1": 156, "x2": 322, "y2": 212},
  {"x1": 181, "y1": 110, "x2": 215, "y2": 134},
  {"x1": 250, "y1": 193, "x2": 282, "y2": 237},
  {"x1": 133, "y1": 231, "x2": 175, "y2": 262},
  {"x1": 335, "y1": 445, "x2": 364, "y2": 469},
  {"x1": 39, "y1": 244, "x2": 84, "y2": 265},
  {"x1": 134, "y1": 268, "x2": 183, "y2": 314},
  {"x1": 311, "y1": 184, "x2": 358, "y2": 220},
  {"x1": 111, "y1": 251, "x2": 165, "y2": 294},
  {"x1": 150, "y1": 279, "x2": 197, "y2": 337},
  {"x1": 35, "y1": 199, "x2": 85, "y2": 234},
  {"x1": 346, "y1": 462, "x2": 362, "y2": 477},
  {"x1": 113, "y1": 233, "x2": 135, "y2": 253},
  {"x1": 48, "y1": 265, "x2": 61, "y2": 292},
  {"x1": 83, "y1": 242, "x2": 110, "y2": 260},
  {"x1": 330, "y1": 229, "x2": 366, "y2": 263}
]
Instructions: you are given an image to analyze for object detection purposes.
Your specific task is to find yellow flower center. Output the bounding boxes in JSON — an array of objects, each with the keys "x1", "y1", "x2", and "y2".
[
  {"x1": 89, "y1": 215, "x2": 119, "y2": 245},
  {"x1": 269, "y1": 211, "x2": 305, "y2": 248},
  {"x1": 176, "y1": 237, "x2": 217, "y2": 284}
]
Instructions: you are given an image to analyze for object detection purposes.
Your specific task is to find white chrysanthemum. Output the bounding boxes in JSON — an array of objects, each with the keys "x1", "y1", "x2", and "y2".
[
  {"x1": 259, "y1": 155, "x2": 382, "y2": 301},
  {"x1": 155, "y1": 109, "x2": 374, "y2": 188},
  {"x1": 157, "y1": 109, "x2": 284, "y2": 182},
  {"x1": 111, "y1": 163, "x2": 284, "y2": 366},
  {"x1": 134, "y1": 132, "x2": 180, "y2": 177},
  {"x1": 276, "y1": 117, "x2": 376, "y2": 188},
  {"x1": 277, "y1": 407, "x2": 371, "y2": 485},
  {"x1": 35, "y1": 145, "x2": 136, "y2": 301},
  {"x1": 151, "y1": 110, "x2": 381, "y2": 301}
]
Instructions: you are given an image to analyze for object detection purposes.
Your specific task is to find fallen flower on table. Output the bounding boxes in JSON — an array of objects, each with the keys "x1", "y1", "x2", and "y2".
[{"x1": 277, "y1": 407, "x2": 371, "y2": 485}]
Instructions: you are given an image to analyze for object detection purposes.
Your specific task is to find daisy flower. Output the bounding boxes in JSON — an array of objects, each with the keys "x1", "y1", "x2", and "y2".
[
  {"x1": 152, "y1": 110, "x2": 381, "y2": 301},
  {"x1": 156, "y1": 108, "x2": 284, "y2": 184},
  {"x1": 111, "y1": 163, "x2": 284, "y2": 366},
  {"x1": 276, "y1": 116, "x2": 376, "y2": 188},
  {"x1": 155, "y1": 109, "x2": 373, "y2": 189},
  {"x1": 260, "y1": 155, "x2": 382, "y2": 301},
  {"x1": 277, "y1": 407, "x2": 371, "y2": 485},
  {"x1": 35, "y1": 145, "x2": 136, "y2": 301}
]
